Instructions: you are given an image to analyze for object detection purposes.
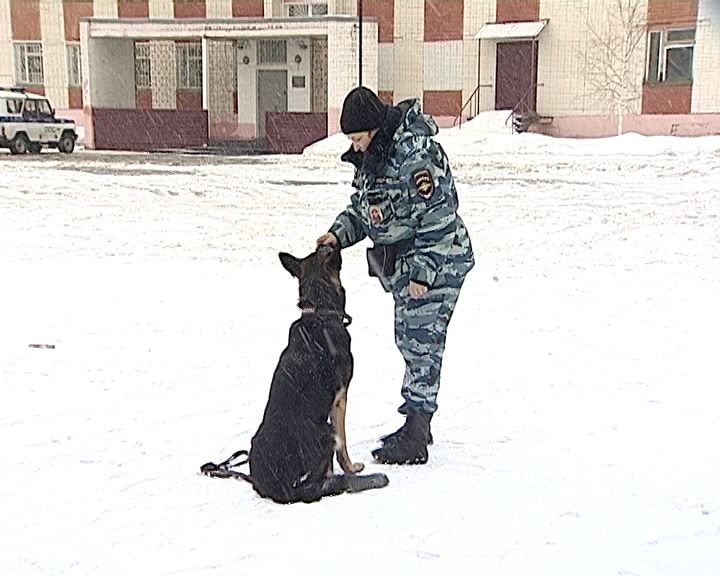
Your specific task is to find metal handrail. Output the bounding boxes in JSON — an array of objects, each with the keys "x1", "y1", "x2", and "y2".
[
  {"x1": 505, "y1": 82, "x2": 544, "y2": 131},
  {"x1": 453, "y1": 84, "x2": 491, "y2": 128}
]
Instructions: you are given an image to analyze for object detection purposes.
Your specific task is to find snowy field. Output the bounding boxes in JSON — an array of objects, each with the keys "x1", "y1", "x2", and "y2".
[{"x1": 2, "y1": 114, "x2": 720, "y2": 576}]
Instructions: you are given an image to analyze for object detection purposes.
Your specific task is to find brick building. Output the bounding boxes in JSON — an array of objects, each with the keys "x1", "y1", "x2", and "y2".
[{"x1": 0, "y1": 0, "x2": 717, "y2": 151}]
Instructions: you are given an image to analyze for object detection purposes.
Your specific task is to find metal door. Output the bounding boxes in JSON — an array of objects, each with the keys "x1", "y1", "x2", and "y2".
[
  {"x1": 495, "y1": 41, "x2": 537, "y2": 112},
  {"x1": 257, "y1": 69, "x2": 288, "y2": 139}
]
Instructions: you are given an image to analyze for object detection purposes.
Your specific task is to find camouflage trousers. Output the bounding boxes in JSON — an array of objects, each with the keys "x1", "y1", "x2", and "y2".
[{"x1": 392, "y1": 265, "x2": 469, "y2": 415}]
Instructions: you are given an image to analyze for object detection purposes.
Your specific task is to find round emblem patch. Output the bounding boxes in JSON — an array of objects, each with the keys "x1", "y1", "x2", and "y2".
[{"x1": 369, "y1": 205, "x2": 384, "y2": 225}]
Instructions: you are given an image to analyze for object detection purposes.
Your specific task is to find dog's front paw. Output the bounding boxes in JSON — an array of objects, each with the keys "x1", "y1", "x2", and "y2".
[{"x1": 347, "y1": 462, "x2": 365, "y2": 474}]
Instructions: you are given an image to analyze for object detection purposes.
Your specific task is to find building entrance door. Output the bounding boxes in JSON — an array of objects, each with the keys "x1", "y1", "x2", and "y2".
[
  {"x1": 495, "y1": 41, "x2": 538, "y2": 113},
  {"x1": 257, "y1": 69, "x2": 288, "y2": 139}
]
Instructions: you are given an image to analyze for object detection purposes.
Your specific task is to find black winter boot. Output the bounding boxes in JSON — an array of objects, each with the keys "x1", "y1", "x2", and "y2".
[
  {"x1": 372, "y1": 410, "x2": 432, "y2": 465},
  {"x1": 380, "y1": 412, "x2": 434, "y2": 446}
]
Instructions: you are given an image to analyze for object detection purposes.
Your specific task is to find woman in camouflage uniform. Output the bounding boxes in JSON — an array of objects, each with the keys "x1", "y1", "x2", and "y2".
[{"x1": 317, "y1": 87, "x2": 474, "y2": 465}]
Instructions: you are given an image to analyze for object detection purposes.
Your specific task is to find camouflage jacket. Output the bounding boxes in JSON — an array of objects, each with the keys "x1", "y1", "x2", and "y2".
[{"x1": 329, "y1": 99, "x2": 474, "y2": 290}]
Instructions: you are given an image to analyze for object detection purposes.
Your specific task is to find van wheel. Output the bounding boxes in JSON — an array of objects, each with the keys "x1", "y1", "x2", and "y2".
[
  {"x1": 28, "y1": 143, "x2": 42, "y2": 154},
  {"x1": 10, "y1": 133, "x2": 29, "y2": 155},
  {"x1": 58, "y1": 132, "x2": 75, "y2": 154}
]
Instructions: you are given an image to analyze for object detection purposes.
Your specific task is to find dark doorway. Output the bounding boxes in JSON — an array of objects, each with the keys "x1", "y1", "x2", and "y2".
[{"x1": 495, "y1": 41, "x2": 538, "y2": 112}]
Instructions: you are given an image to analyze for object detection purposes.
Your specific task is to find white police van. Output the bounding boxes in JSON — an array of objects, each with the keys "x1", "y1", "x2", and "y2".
[{"x1": 0, "y1": 86, "x2": 77, "y2": 154}]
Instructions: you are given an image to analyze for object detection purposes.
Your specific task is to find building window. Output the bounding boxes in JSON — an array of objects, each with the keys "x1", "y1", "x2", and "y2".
[
  {"x1": 646, "y1": 28, "x2": 695, "y2": 83},
  {"x1": 66, "y1": 44, "x2": 82, "y2": 87},
  {"x1": 14, "y1": 42, "x2": 44, "y2": 85},
  {"x1": 177, "y1": 42, "x2": 202, "y2": 90},
  {"x1": 284, "y1": 1, "x2": 328, "y2": 17},
  {"x1": 257, "y1": 40, "x2": 287, "y2": 64},
  {"x1": 134, "y1": 42, "x2": 151, "y2": 89}
]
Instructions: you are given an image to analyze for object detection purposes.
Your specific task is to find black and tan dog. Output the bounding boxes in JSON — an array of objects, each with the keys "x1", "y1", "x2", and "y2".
[{"x1": 217, "y1": 245, "x2": 387, "y2": 503}]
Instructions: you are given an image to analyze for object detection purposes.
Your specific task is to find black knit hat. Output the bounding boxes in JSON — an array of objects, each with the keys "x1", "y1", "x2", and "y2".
[{"x1": 340, "y1": 86, "x2": 387, "y2": 134}]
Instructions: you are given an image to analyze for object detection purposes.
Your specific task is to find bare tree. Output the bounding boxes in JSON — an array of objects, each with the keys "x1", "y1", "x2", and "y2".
[{"x1": 585, "y1": 0, "x2": 647, "y2": 135}]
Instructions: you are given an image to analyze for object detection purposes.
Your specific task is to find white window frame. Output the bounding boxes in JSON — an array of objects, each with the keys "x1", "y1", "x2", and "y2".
[
  {"x1": 66, "y1": 43, "x2": 82, "y2": 87},
  {"x1": 284, "y1": 1, "x2": 328, "y2": 17},
  {"x1": 14, "y1": 42, "x2": 44, "y2": 85},
  {"x1": 134, "y1": 41, "x2": 151, "y2": 89},
  {"x1": 176, "y1": 42, "x2": 202, "y2": 90},
  {"x1": 646, "y1": 28, "x2": 695, "y2": 83}
]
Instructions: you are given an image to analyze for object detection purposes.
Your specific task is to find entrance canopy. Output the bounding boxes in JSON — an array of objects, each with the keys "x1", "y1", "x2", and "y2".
[{"x1": 474, "y1": 19, "x2": 548, "y2": 40}]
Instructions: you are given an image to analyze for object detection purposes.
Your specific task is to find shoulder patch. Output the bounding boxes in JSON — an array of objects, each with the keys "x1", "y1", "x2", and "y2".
[{"x1": 412, "y1": 169, "x2": 434, "y2": 199}]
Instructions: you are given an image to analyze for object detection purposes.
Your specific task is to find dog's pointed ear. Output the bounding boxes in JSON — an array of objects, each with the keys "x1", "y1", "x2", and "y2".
[{"x1": 279, "y1": 252, "x2": 302, "y2": 278}]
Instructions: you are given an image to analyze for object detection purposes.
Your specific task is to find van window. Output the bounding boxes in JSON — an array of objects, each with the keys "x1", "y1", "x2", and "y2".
[{"x1": 6, "y1": 98, "x2": 23, "y2": 113}]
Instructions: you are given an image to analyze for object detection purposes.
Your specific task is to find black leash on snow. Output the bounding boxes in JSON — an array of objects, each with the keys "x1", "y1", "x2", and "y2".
[{"x1": 200, "y1": 450, "x2": 254, "y2": 485}]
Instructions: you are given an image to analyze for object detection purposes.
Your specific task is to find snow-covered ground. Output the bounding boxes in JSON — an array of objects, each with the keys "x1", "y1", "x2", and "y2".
[{"x1": 2, "y1": 114, "x2": 719, "y2": 575}]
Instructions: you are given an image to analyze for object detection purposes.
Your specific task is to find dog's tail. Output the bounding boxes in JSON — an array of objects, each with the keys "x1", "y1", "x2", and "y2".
[{"x1": 200, "y1": 449, "x2": 254, "y2": 485}]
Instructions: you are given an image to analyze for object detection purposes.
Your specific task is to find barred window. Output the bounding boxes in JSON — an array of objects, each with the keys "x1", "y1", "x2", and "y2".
[
  {"x1": 14, "y1": 42, "x2": 44, "y2": 85},
  {"x1": 66, "y1": 44, "x2": 81, "y2": 87},
  {"x1": 177, "y1": 42, "x2": 202, "y2": 90},
  {"x1": 284, "y1": 2, "x2": 328, "y2": 17},
  {"x1": 134, "y1": 42, "x2": 151, "y2": 89},
  {"x1": 257, "y1": 40, "x2": 287, "y2": 64}
]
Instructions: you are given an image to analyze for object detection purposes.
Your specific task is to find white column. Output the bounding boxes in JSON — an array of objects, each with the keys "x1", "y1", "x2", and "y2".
[
  {"x1": 92, "y1": 0, "x2": 118, "y2": 18},
  {"x1": 39, "y1": 0, "x2": 68, "y2": 107},
  {"x1": 393, "y1": 0, "x2": 423, "y2": 102},
  {"x1": 201, "y1": 36, "x2": 208, "y2": 110},
  {"x1": 0, "y1": 0, "x2": 13, "y2": 85}
]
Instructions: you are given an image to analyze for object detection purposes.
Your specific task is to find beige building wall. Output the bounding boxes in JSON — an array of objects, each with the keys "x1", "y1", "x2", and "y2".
[
  {"x1": 330, "y1": 0, "x2": 355, "y2": 16},
  {"x1": 148, "y1": 0, "x2": 173, "y2": 19},
  {"x1": 378, "y1": 43, "x2": 393, "y2": 93},
  {"x1": 206, "y1": 0, "x2": 232, "y2": 18},
  {"x1": 39, "y1": 0, "x2": 68, "y2": 108},
  {"x1": 393, "y1": 0, "x2": 423, "y2": 102},
  {"x1": 93, "y1": 0, "x2": 118, "y2": 18},
  {"x1": 462, "y1": 0, "x2": 494, "y2": 113},
  {"x1": 538, "y1": 0, "x2": 647, "y2": 117},
  {"x1": 424, "y1": 40, "x2": 463, "y2": 91},
  {"x1": 692, "y1": 0, "x2": 720, "y2": 113},
  {"x1": 0, "y1": 0, "x2": 13, "y2": 85}
]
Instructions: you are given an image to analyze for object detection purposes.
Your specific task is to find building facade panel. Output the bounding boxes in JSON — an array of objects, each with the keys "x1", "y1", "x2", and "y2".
[
  {"x1": 423, "y1": 40, "x2": 463, "y2": 91},
  {"x1": 496, "y1": 0, "x2": 539, "y2": 24},
  {"x1": 232, "y1": 0, "x2": 263, "y2": 17},
  {"x1": 642, "y1": 83, "x2": 691, "y2": 114},
  {"x1": 377, "y1": 41, "x2": 393, "y2": 92},
  {"x1": 461, "y1": 0, "x2": 494, "y2": 120},
  {"x1": 393, "y1": 0, "x2": 423, "y2": 102},
  {"x1": 423, "y1": 89, "x2": 461, "y2": 117},
  {"x1": 118, "y1": 0, "x2": 149, "y2": 18},
  {"x1": 64, "y1": 0, "x2": 94, "y2": 42},
  {"x1": 0, "y1": 0, "x2": 14, "y2": 85},
  {"x1": 40, "y1": 0, "x2": 68, "y2": 106},
  {"x1": 647, "y1": 0, "x2": 697, "y2": 26},
  {"x1": 148, "y1": 0, "x2": 173, "y2": 18},
  {"x1": 174, "y1": 0, "x2": 206, "y2": 18},
  {"x1": 363, "y1": 0, "x2": 393, "y2": 43},
  {"x1": 11, "y1": 0, "x2": 41, "y2": 40},
  {"x1": 692, "y1": 0, "x2": 720, "y2": 112},
  {"x1": 424, "y1": 0, "x2": 463, "y2": 42},
  {"x1": 93, "y1": 0, "x2": 118, "y2": 18}
]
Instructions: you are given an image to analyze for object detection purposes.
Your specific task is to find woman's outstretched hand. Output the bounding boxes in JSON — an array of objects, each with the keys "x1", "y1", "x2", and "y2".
[{"x1": 316, "y1": 232, "x2": 338, "y2": 247}]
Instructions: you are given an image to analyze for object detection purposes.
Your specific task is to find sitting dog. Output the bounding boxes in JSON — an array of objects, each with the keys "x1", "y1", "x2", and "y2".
[{"x1": 245, "y1": 245, "x2": 388, "y2": 503}]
